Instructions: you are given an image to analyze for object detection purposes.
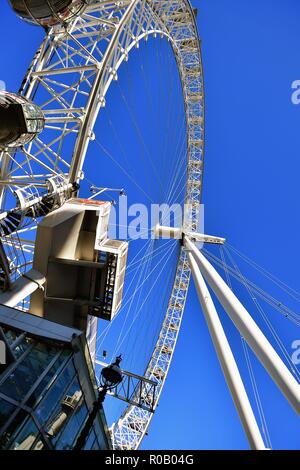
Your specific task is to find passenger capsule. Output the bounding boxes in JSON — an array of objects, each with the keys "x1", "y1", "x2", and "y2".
[
  {"x1": 0, "y1": 91, "x2": 44, "y2": 148},
  {"x1": 8, "y1": 0, "x2": 86, "y2": 27}
]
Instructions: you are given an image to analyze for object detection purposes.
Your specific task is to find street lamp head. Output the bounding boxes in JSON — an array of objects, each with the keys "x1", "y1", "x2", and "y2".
[{"x1": 101, "y1": 355, "x2": 123, "y2": 389}]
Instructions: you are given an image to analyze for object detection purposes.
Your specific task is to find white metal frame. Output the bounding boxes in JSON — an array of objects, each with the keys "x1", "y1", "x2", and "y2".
[
  {"x1": 185, "y1": 237, "x2": 300, "y2": 417},
  {"x1": 187, "y1": 247, "x2": 266, "y2": 450}
]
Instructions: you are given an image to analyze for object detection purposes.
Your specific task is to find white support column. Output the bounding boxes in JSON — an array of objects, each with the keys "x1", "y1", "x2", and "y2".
[
  {"x1": 185, "y1": 237, "x2": 300, "y2": 416},
  {"x1": 0, "y1": 269, "x2": 45, "y2": 308},
  {"x1": 187, "y1": 251, "x2": 266, "y2": 450}
]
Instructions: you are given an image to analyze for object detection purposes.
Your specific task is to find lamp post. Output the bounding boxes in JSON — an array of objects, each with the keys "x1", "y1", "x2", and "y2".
[{"x1": 73, "y1": 355, "x2": 123, "y2": 450}]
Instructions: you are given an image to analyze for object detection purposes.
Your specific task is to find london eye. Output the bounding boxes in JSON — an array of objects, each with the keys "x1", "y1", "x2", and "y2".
[{"x1": 0, "y1": 0, "x2": 299, "y2": 452}]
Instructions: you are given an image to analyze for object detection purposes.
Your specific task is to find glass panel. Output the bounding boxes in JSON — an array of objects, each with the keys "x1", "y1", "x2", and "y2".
[
  {"x1": 31, "y1": 433, "x2": 46, "y2": 450},
  {"x1": 92, "y1": 438, "x2": 101, "y2": 450},
  {"x1": 26, "y1": 349, "x2": 71, "y2": 409},
  {"x1": 54, "y1": 379, "x2": 88, "y2": 450},
  {"x1": 93, "y1": 427, "x2": 107, "y2": 450},
  {"x1": 35, "y1": 360, "x2": 76, "y2": 424},
  {"x1": 55, "y1": 402, "x2": 88, "y2": 450},
  {"x1": 1, "y1": 328, "x2": 17, "y2": 345},
  {"x1": 84, "y1": 429, "x2": 96, "y2": 450},
  {"x1": 0, "y1": 397, "x2": 16, "y2": 429},
  {"x1": 0, "y1": 341, "x2": 58, "y2": 402},
  {"x1": 25, "y1": 119, "x2": 38, "y2": 133},
  {"x1": 10, "y1": 417, "x2": 39, "y2": 450},
  {"x1": 0, "y1": 408, "x2": 28, "y2": 449},
  {"x1": 47, "y1": 378, "x2": 84, "y2": 445},
  {"x1": 13, "y1": 336, "x2": 33, "y2": 359}
]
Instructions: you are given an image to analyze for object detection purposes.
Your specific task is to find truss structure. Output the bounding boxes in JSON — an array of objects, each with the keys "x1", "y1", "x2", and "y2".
[{"x1": 0, "y1": 0, "x2": 204, "y2": 449}]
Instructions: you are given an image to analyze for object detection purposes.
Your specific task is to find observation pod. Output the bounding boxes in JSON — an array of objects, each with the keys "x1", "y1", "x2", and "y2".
[
  {"x1": 8, "y1": 0, "x2": 87, "y2": 26},
  {"x1": 0, "y1": 91, "x2": 44, "y2": 148}
]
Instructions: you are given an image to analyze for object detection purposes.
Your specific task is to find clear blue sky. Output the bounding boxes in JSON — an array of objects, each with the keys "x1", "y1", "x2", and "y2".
[{"x1": 1, "y1": 0, "x2": 300, "y2": 450}]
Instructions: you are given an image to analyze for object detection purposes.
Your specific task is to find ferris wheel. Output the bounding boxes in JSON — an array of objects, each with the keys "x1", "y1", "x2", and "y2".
[{"x1": 1, "y1": 0, "x2": 300, "y2": 451}]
